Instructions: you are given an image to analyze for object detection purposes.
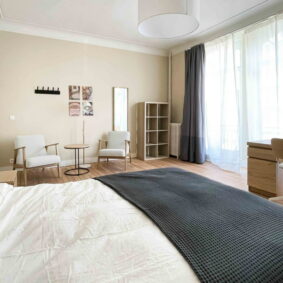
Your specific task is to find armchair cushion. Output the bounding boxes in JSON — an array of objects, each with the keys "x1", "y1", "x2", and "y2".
[
  {"x1": 98, "y1": 149, "x2": 125, "y2": 157},
  {"x1": 26, "y1": 155, "x2": 61, "y2": 168},
  {"x1": 107, "y1": 131, "x2": 130, "y2": 153},
  {"x1": 15, "y1": 135, "x2": 47, "y2": 164}
]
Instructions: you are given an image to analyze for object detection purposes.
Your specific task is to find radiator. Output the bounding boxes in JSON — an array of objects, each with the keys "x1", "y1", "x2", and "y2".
[{"x1": 170, "y1": 123, "x2": 181, "y2": 158}]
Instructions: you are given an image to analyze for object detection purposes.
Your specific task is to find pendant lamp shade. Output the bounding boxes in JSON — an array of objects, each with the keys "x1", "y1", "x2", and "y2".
[{"x1": 138, "y1": 0, "x2": 200, "y2": 38}]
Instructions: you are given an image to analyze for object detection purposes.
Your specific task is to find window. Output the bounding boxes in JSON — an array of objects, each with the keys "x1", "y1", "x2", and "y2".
[{"x1": 205, "y1": 14, "x2": 283, "y2": 172}]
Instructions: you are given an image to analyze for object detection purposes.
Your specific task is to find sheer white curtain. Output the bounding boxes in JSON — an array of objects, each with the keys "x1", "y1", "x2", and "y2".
[{"x1": 205, "y1": 14, "x2": 283, "y2": 172}]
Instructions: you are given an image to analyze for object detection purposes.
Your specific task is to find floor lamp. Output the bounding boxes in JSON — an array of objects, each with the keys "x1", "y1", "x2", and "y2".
[{"x1": 81, "y1": 120, "x2": 91, "y2": 169}]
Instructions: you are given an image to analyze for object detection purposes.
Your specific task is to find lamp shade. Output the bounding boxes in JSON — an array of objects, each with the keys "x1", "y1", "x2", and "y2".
[{"x1": 138, "y1": 0, "x2": 200, "y2": 38}]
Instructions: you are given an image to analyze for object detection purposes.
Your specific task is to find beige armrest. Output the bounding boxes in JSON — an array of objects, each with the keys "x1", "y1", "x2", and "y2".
[
  {"x1": 45, "y1": 143, "x2": 59, "y2": 148},
  {"x1": 45, "y1": 143, "x2": 59, "y2": 155},
  {"x1": 125, "y1": 140, "x2": 131, "y2": 155},
  {"x1": 14, "y1": 146, "x2": 26, "y2": 165},
  {"x1": 99, "y1": 140, "x2": 108, "y2": 150},
  {"x1": 15, "y1": 146, "x2": 26, "y2": 151}
]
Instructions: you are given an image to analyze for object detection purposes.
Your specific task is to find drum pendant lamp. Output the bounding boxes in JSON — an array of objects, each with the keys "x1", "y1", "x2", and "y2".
[{"x1": 138, "y1": 0, "x2": 200, "y2": 38}]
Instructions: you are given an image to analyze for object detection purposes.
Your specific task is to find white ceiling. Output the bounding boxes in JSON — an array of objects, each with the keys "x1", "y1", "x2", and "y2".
[{"x1": 0, "y1": 0, "x2": 282, "y2": 54}]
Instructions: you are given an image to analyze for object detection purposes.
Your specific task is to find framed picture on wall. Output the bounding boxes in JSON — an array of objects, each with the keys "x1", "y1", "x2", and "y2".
[
  {"x1": 82, "y1": 86, "x2": 93, "y2": 101},
  {"x1": 83, "y1": 101, "x2": 93, "y2": 116},
  {"x1": 69, "y1": 85, "x2": 80, "y2": 100},
  {"x1": 69, "y1": 102, "x2": 81, "y2": 116}
]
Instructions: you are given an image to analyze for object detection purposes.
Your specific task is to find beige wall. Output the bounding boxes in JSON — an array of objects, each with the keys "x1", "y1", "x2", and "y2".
[
  {"x1": 171, "y1": 52, "x2": 185, "y2": 123},
  {"x1": 0, "y1": 31, "x2": 168, "y2": 167}
]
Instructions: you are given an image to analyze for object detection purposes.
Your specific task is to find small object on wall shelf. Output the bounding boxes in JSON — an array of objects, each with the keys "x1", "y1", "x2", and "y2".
[{"x1": 35, "y1": 86, "x2": 60, "y2": 95}]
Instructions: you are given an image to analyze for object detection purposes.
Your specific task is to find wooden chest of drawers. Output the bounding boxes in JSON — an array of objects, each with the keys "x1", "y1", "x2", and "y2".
[{"x1": 247, "y1": 141, "x2": 277, "y2": 197}]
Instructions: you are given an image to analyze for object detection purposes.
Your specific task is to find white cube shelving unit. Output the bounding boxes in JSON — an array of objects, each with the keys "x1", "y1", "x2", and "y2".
[{"x1": 137, "y1": 102, "x2": 169, "y2": 160}]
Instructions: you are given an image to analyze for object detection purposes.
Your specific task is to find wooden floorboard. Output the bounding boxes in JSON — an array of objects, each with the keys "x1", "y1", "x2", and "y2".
[{"x1": 17, "y1": 158, "x2": 248, "y2": 191}]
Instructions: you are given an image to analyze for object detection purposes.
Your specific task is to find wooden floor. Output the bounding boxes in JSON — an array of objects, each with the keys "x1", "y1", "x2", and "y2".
[{"x1": 18, "y1": 158, "x2": 248, "y2": 190}]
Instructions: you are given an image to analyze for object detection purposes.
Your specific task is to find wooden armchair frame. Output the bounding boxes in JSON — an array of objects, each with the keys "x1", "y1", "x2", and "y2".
[
  {"x1": 97, "y1": 139, "x2": 131, "y2": 170},
  {"x1": 13, "y1": 143, "x2": 61, "y2": 186}
]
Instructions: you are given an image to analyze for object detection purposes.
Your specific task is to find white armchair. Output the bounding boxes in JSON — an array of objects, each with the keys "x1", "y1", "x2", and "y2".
[
  {"x1": 97, "y1": 131, "x2": 131, "y2": 170},
  {"x1": 13, "y1": 135, "x2": 61, "y2": 186}
]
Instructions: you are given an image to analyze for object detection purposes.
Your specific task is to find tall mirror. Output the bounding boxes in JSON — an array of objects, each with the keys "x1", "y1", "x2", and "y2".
[{"x1": 113, "y1": 87, "x2": 128, "y2": 131}]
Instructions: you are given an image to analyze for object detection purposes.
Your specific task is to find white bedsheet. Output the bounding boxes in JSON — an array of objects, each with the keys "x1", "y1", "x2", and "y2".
[{"x1": 0, "y1": 179, "x2": 199, "y2": 283}]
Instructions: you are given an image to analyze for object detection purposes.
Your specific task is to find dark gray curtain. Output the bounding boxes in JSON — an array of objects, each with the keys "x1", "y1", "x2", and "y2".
[{"x1": 180, "y1": 44, "x2": 206, "y2": 164}]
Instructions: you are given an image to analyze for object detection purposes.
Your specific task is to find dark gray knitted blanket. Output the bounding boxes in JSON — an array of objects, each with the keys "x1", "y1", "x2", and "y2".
[{"x1": 96, "y1": 167, "x2": 283, "y2": 283}]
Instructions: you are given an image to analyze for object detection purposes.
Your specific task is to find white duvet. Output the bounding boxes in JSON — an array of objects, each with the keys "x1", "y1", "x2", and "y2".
[{"x1": 0, "y1": 179, "x2": 198, "y2": 283}]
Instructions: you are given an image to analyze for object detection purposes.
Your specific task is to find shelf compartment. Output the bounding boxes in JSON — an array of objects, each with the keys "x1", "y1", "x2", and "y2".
[
  {"x1": 146, "y1": 117, "x2": 158, "y2": 131},
  {"x1": 158, "y1": 118, "x2": 169, "y2": 131},
  {"x1": 146, "y1": 103, "x2": 158, "y2": 117},
  {"x1": 146, "y1": 131, "x2": 158, "y2": 145},
  {"x1": 146, "y1": 145, "x2": 158, "y2": 159},
  {"x1": 158, "y1": 144, "x2": 169, "y2": 158},
  {"x1": 158, "y1": 104, "x2": 169, "y2": 117},
  {"x1": 158, "y1": 131, "x2": 168, "y2": 144}
]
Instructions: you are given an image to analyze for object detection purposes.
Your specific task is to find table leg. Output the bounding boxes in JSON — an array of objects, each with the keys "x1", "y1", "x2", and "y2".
[
  {"x1": 64, "y1": 147, "x2": 90, "y2": 176},
  {"x1": 78, "y1": 149, "x2": 80, "y2": 175}
]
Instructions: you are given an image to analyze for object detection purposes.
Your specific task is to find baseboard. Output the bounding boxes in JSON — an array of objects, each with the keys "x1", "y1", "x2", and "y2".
[
  {"x1": 0, "y1": 153, "x2": 137, "y2": 171},
  {"x1": 0, "y1": 166, "x2": 13, "y2": 171},
  {"x1": 249, "y1": 186, "x2": 276, "y2": 198},
  {"x1": 60, "y1": 157, "x2": 98, "y2": 167}
]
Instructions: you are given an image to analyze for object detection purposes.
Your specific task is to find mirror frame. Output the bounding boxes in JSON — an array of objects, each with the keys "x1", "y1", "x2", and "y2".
[{"x1": 113, "y1": 87, "x2": 129, "y2": 131}]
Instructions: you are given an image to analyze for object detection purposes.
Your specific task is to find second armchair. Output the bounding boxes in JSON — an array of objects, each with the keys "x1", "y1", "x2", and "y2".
[{"x1": 97, "y1": 131, "x2": 131, "y2": 170}]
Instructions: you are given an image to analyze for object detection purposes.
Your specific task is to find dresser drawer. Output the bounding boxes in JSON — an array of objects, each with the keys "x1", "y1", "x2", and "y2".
[
  {"x1": 248, "y1": 158, "x2": 276, "y2": 194},
  {"x1": 248, "y1": 147, "x2": 276, "y2": 161}
]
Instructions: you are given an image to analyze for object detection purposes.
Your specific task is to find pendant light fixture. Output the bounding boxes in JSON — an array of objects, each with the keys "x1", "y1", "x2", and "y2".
[{"x1": 138, "y1": 0, "x2": 200, "y2": 39}]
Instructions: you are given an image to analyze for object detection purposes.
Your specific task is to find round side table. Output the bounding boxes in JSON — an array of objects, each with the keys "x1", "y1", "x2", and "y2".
[{"x1": 64, "y1": 144, "x2": 90, "y2": 176}]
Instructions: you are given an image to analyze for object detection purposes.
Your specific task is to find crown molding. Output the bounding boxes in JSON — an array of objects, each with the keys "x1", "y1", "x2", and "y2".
[{"x1": 0, "y1": 19, "x2": 169, "y2": 57}]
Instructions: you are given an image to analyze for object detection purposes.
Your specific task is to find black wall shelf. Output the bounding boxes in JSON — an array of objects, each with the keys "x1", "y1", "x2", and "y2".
[{"x1": 35, "y1": 87, "x2": 60, "y2": 95}]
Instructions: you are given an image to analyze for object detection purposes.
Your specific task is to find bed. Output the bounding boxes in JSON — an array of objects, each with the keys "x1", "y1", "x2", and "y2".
[{"x1": 0, "y1": 167, "x2": 282, "y2": 282}]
